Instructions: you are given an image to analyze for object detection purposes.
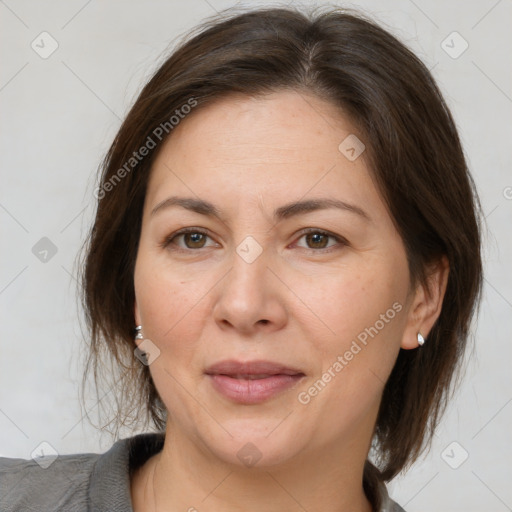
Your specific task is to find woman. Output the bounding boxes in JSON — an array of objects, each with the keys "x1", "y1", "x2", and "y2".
[{"x1": 0, "y1": 5, "x2": 482, "y2": 512}]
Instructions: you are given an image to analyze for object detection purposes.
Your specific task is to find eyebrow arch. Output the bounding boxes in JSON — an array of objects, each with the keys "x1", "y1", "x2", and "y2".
[
  {"x1": 150, "y1": 196, "x2": 371, "y2": 222},
  {"x1": 274, "y1": 198, "x2": 370, "y2": 222},
  {"x1": 151, "y1": 196, "x2": 224, "y2": 220}
]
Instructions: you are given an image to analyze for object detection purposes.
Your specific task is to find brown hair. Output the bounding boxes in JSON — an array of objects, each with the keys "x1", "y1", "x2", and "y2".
[{"x1": 80, "y1": 4, "x2": 483, "y2": 487}]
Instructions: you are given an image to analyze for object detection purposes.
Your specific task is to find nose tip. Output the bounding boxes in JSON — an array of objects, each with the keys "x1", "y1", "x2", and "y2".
[
  {"x1": 212, "y1": 253, "x2": 288, "y2": 335},
  {"x1": 218, "y1": 312, "x2": 273, "y2": 334}
]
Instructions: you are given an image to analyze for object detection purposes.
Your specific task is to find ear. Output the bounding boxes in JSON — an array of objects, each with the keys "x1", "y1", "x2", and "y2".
[{"x1": 401, "y1": 256, "x2": 450, "y2": 350}]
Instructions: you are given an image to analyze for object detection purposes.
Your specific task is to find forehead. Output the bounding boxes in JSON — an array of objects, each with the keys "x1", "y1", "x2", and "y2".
[
  {"x1": 144, "y1": 90, "x2": 386, "y2": 222},
  {"x1": 161, "y1": 90, "x2": 358, "y2": 159}
]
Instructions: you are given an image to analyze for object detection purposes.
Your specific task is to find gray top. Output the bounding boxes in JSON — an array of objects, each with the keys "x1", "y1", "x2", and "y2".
[{"x1": 0, "y1": 432, "x2": 405, "y2": 511}]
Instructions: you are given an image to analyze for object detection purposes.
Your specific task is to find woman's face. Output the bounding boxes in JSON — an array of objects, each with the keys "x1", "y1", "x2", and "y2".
[{"x1": 134, "y1": 90, "x2": 416, "y2": 467}]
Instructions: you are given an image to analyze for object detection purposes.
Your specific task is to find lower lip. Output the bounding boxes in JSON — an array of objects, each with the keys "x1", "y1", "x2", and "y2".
[{"x1": 207, "y1": 374, "x2": 304, "y2": 404}]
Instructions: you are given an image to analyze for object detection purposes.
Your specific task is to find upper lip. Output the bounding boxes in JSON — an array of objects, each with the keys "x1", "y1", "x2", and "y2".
[{"x1": 205, "y1": 359, "x2": 305, "y2": 377}]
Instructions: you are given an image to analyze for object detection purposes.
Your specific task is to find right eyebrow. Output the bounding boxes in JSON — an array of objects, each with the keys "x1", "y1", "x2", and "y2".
[{"x1": 151, "y1": 196, "x2": 224, "y2": 220}]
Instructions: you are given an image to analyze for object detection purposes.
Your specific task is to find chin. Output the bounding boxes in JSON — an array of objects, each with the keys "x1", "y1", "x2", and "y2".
[{"x1": 198, "y1": 420, "x2": 307, "y2": 470}]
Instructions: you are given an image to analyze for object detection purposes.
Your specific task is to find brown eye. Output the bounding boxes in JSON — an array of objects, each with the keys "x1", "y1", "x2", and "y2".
[
  {"x1": 295, "y1": 229, "x2": 345, "y2": 251},
  {"x1": 182, "y1": 232, "x2": 207, "y2": 248},
  {"x1": 304, "y1": 232, "x2": 330, "y2": 249},
  {"x1": 163, "y1": 229, "x2": 216, "y2": 251}
]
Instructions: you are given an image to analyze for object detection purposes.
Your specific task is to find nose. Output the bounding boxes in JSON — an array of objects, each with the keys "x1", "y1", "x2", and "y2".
[{"x1": 212, "y1": 241, "x2": 288, "y2": 336}]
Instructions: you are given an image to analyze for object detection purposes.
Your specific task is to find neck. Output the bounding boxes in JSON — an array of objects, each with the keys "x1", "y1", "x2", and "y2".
[{"x1": 132, "y1": 423, "x2": 375, "y2": 512}]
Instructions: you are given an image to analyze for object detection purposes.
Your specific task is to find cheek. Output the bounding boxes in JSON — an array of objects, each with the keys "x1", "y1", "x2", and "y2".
[
  {"x1": 296, "y1": 260, "x2": 407, "y2": 391},
  {"x1": 134, "y1": 258, "x2": 212, "y2": 417},
  {"x1": 290, "y1": 267, "x2": 406, "y2": 442},
  {"x1": 133, "y1": 251, "x2": 209, "y2": 373},
  {"x1": 297, "y1": 263, "x2": 404, "y2": 347}
]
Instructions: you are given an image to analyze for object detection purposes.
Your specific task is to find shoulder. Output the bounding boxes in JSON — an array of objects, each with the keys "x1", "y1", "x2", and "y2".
[
  {"x1": 0, "y1": 451, "x2": 99, "y2": 512},
  {"x1": 379, "y1": 484, "x2": 406, "y2": 512},
  {"x1": 373, "y1": 475, "x2": 406, "y2": 512},
  {"x1": 0, "y1": 432, "x2": 165, "y2": 512},
  {"x1": 387, "y1": 498, "x2": 407, "y2": 512}
]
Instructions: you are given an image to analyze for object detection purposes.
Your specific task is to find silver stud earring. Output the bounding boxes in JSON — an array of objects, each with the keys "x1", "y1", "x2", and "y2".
[
  {"x1": 417, "y1": 332, "x2": 425, "y2": 346},
  {"x1": 135, "y1": 325, "x2": 144, "y2": 340}
]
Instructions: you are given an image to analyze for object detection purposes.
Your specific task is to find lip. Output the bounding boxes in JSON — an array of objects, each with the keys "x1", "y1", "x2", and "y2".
[
  {"x1": 205, "y1": 359, "x2": 304, "y2": 376},
  {"x1": 205, "y1": 359, "x2": 306, "y2": 405}
]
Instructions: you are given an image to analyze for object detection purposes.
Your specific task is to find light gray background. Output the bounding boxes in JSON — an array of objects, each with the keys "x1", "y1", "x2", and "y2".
[{"x1": 0, "y1": 0, "x2": 511, "y2": 510}]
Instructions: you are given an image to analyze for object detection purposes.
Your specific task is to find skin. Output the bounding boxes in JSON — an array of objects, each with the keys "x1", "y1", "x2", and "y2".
[{"x1": 131, "y1": 90, "x2": 449, "y2": 512}]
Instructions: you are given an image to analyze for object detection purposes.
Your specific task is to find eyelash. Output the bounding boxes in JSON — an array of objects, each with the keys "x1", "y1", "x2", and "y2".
[{"x1": 160, "y1": 227, "x2": 348, "y2": 254}]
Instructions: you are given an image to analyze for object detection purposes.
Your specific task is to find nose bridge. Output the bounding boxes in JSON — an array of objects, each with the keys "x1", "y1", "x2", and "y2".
[
  {"x1": 226, "y1": 234, "x2": 272, "y2": 303},
  {"x1": 224, "y1": 198, "x2": 273, "y2": 287}
]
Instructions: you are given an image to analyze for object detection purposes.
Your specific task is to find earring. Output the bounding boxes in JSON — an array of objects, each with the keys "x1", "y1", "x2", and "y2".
[
  {"x1": 417, "y1": 332, "x2": 425, "y2": 346},
  {"x1": 135, "y1": 325, "x2": 144, "y2": 340}
]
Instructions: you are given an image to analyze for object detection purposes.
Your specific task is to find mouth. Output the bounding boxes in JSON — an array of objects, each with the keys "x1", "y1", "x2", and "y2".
[
  {"x1": 220, "y1": 374, "x2": 294, "y2": 380},
  {"x1": 205, "y1": 359, "x2": 306, "y2": 404}
]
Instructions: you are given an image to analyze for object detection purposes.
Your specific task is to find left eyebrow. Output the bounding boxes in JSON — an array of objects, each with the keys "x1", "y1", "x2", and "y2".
[
  {"x1": 274, "y1": 198, "x2": 371, "y2": 222},
  {"x1": 150, "y1": 196, "x2": 371, "y2": 222}
]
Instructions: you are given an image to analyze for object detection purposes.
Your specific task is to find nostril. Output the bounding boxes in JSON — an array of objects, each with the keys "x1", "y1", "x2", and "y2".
[{"x1": 258, "y1": 319, "x2": 269, "y2": 325}]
